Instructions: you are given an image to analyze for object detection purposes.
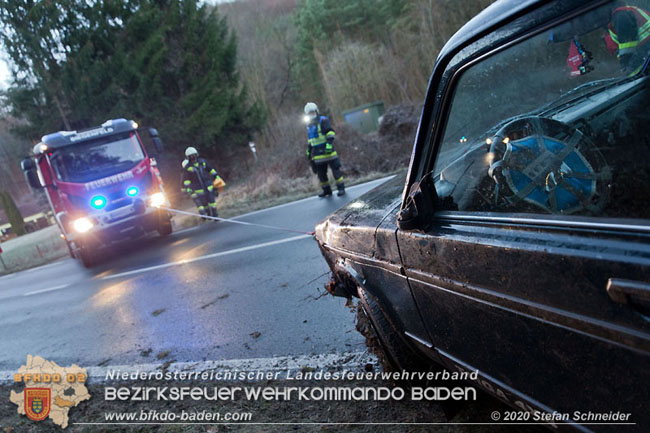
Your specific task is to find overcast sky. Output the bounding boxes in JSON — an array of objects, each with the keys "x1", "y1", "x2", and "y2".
[{"x1": 0, "y1": 55, "x2": 10, "y2": 90}]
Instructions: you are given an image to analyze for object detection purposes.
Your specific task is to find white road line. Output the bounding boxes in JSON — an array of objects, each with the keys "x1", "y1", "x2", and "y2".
[
  {"x1": 101, "y1": 234, "x2": 312, "y2": 280},
  {"x1": 0, "y1": 351, "x2": 377, "y2": 383},
  {"x1": 23, "y1": 284, "x2": 70, "y2": 297}
]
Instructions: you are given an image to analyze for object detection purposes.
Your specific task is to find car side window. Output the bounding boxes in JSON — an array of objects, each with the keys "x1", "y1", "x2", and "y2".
[{"x1": 433, "y1": 1, "x2": 650, "y2": 219}]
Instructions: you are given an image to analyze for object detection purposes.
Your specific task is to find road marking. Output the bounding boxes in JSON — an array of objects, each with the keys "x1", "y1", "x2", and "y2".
[
  {"x1": 23, "y1": 284, "x2": 70, "y2": 297},
  {"x1": 0, "y1": 351, "x2": 376, "y2": 383},
  {"x1": 101, "y1": 234, "x2": 312, "y2": 280}
]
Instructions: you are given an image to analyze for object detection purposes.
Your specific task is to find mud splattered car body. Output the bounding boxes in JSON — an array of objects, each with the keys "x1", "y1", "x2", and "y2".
[{"x1": 315, "y1": 1, "x2": 650, "y2": 431}]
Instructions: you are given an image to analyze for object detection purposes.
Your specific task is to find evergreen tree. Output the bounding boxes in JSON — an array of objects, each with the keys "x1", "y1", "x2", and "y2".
[
  {"x1": 0, "y1": 191, "x2": 25, "y2": 236},
  {"x1": 0, "y1": 0, "x2": 264, "y2": 155},
  {"x1": 119, "y1": 0, "x2": 265, "y2": 154}
]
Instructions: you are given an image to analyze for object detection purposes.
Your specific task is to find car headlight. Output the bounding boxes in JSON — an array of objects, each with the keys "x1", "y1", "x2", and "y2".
[
  {"x1": 73, "y1": 217, "x2": 94, "y2": 233},
  {"x1": 150, "y1": 192, "x2": 166, "y2": 208}
]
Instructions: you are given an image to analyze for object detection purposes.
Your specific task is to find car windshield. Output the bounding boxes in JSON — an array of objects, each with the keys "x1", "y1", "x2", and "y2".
[
  {"x1": 50, "y1": 132, "x2": 145, "y2": 183},
  {"x1": 431, "y1": 1, "x2": 650, "y2": 220},
  {"x1": 434, "y1": 2, "x2": 648, "y2": 176}
]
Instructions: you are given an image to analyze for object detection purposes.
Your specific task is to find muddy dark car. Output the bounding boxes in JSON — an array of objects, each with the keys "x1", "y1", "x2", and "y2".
[{"x1": 315, "y1": 0, "x2": 650, "y2": 431}]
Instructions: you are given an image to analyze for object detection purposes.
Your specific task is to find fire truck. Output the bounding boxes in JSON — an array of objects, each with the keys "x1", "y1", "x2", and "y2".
[{"x1": 20, "y1": 119, "x2": 172, "y2": 267}]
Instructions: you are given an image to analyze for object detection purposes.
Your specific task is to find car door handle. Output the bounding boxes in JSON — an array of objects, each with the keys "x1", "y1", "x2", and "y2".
[{"x1": 606, "y1": 278, "x2": 650, "y2": 305}]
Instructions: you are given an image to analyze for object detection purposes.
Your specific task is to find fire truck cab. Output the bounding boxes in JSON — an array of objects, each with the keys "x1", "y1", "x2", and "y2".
[{"x1": 21, "y1": 118, "x2": 172, "y2": 267}]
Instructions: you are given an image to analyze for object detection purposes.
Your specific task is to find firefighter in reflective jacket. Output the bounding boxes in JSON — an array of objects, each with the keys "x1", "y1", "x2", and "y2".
[
  {"x1": 604, "y1": 3, "x2": 650, "y2": 74},
  {"x1": 304, "y1": 102, "x2": 345, "y2": 197},
  {"x1": 182, "y1": 147, "x2": 221, "y2": 217}
]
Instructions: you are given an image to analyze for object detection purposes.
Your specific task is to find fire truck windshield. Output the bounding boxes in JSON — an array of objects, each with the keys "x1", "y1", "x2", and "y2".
[{"x1": 50, "y1": 132, "x2": 145, "y2": 183}]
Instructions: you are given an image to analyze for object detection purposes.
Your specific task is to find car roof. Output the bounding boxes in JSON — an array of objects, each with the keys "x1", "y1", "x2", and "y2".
[
  {"x1": 437, "y1": 0, "x2": 606, "y2": 64},
  {"x1": 438, "y1": 0, "x2": 542, "y2": 63}
]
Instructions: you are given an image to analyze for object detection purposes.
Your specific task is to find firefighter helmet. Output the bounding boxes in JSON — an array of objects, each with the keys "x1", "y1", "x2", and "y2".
[
  {"x1": 185, "y1": 147, "x2": 198, "y2": 157},
  {"x1": 304, "y1": 102, "x2": 318, "y2": 115}
]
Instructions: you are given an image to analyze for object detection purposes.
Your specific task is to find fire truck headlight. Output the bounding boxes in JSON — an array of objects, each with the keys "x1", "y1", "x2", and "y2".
[
  {"x1": 73, "y1": 217, "x2": 94, "y2": 233},
  {"x1": 150, "y1": 192, "x2": 166, "y2": 208},
  {"x1": 126, "y1": 186, "x2": 139, "y2": 197},
  {"x1": 303, "y1": 115, "x2": 311, "y2": 124}
]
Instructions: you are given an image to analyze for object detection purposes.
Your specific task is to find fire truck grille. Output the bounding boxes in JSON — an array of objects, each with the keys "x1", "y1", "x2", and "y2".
[{"x1": 105, "y1": 196, "x2": 133, "y2": 211}]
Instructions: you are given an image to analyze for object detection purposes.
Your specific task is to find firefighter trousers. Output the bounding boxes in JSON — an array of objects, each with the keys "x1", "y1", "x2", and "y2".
[
  {"x1": 315, "y1": 158, "x2": 344, "y2": 191},
  {"x1": 193, "y1": 190, "x2": 218, "y2": 217}
]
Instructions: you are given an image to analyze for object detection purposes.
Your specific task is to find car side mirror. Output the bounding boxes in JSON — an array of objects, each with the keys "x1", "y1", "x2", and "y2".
[
  {"x1": 20, "y1": 157, "x2": 42, "y2": 190},
  {"x1": 397, "y1": 172, "x2": 437, "y2": 231},
  {"x1": 149, "y1": 128, "x2": 164, "y2": 154}
]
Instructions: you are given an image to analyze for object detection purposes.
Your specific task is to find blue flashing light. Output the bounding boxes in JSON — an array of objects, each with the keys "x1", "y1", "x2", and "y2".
[
  {"x1": 126, "y1": 186, "x2": 139, "y2": 197},
  {"x1": 90, "y1": 195, "x2": 107, "y2": 209}
]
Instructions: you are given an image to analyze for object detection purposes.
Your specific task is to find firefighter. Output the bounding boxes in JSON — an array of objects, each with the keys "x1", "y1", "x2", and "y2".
[
  {"x1": 182, "y1": 147, "x2": 221, "y2": 218},
  {"x1": 304, "y1": 102, "x2": 345, "y2": 197}
]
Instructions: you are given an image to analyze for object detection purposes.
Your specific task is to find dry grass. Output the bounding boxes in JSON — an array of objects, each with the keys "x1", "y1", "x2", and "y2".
[{"x1": 0, "y1": 225, "x2": 68, "y2": 275}]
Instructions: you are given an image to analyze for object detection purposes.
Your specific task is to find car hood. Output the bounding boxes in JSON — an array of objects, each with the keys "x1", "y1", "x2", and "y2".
[{"x1": 315, "y1": 173, "x2": 406, "y2": 252}]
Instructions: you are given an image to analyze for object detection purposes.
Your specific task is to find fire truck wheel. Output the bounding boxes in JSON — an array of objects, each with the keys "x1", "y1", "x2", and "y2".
[
  {"x1": 157, "y1": 219, "x2": 173, "y2": 236},
  {"x1": 78, "y1": 247, "x2": 96, "y2": 268}
]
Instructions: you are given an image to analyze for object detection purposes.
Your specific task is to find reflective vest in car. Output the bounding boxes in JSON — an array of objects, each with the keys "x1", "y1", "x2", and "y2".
[
  {"x1": 306, "y1": 116, "x2": 337, "y2": 163},
  {"x1": 604, "y1": 6, "x2": 650, "y2": 57}
]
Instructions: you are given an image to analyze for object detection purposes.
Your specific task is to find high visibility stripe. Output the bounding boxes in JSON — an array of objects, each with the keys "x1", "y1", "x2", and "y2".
[
  {"x1": 639, "y1": 23, "x2": 650, "y2": 41},
  {"x1": 319, "y1": 181, "x2": 330, "y2": 187},
  {"x1": 326, "y1": 131, "x2": 336, "y2": 137},
  {"x1": 207, "y1": 185, "x2": 214, "y2": 191},
  {"x1": 335, "y1": 176, "x2": 344, "y2": 183},
  {"x1": 619, "y1": 41, "x2": 639, "y2": 49},
  {"x1": 208, "y1": 202, "x2": 217, "y2": 207},
  {"x1": 312, "y1": 152, "x2": 337, "y2": 160},
  {"x1": 210, "y1": 169, "x2": 217, "y2": 175},
  {"x1": 183, "y1": 180, "x2": 191, "y2": 185},
  {"x1": 187, "y1": 167, "x2": 195, "y2": 172},
  {"x1": 609, "y1": 29, "x2": 619, "y2": 44},
  {"x1": 195, "y1": 189, "x2": 205, "y2": 194},
  {"x1": 309, "y1": 137, "x2": 328, "y2": 146},
  {"x1": 197, "y1": 206, "x2": 205, "y2": 210}
]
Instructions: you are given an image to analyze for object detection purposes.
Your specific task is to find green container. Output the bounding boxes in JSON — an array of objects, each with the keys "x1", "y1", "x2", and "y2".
[{"x1": 342, "y1": 101, "x2": 385, "y2": 134}]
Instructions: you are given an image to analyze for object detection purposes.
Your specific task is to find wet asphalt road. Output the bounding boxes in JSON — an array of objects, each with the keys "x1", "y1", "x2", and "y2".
[{"x1": 0, "y1": 178, "x2": 391, "y2": 371}]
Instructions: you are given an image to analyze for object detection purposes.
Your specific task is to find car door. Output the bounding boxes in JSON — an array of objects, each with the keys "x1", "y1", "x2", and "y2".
[{"x1": 396, "y1": 1, "x2": 650, "y2": 431}]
